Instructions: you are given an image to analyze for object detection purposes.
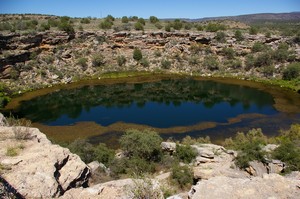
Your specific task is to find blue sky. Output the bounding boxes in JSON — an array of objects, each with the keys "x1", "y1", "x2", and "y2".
[{"x1": 0, "y1": 0, "x2": 299, "y2": 19}]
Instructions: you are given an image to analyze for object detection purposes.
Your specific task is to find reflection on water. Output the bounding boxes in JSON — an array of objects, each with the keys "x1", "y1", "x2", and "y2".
[{"x1": 14, "y1": 78, "x2": 278, "y2": 128}]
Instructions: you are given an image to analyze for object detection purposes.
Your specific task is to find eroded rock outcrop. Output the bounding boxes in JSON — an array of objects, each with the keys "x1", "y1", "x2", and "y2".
[
  {"x1": 0, "y1": 126, "x2": 90, "y2": 198},
  {"x1": 188, "y1": 173, "x2": 300, "y2": 199}
]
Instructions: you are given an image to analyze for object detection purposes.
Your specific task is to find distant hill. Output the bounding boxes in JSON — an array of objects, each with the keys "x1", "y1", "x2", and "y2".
[{"x1": 190, "y1": 12, "x2": 300, "y2": 23}]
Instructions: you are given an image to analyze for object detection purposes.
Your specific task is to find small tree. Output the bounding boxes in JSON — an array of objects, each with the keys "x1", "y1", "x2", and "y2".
[
  {"x1": 92, "y1": 54, "x2": 105, "y2": 67},
  {"x1": 117, "y1": 55, "x2": 126, "y2": 66},
  {"x1": 172, "y1": 19, "x2": 182, "y2": 30},
  {"x1": 121, "y1": 16, "x2": 129, "y2": 23},
  {"x1": 282, "y1": 62, "x2": 300, "y2": 80},
  {"x1": 120, "y1": 129, "x2": 162, "y2": 161},
  {"x1": 249, "y1": 26, "x2": 259, "y2": 35},
  {"x1": 58, "y1": 22, "x2": 74, "y2": 34},
  {"x1": 100, "y1": 20, "x2": 113, "y2": 30},
  {"x1": 165, "y1": 24, "x2": 172, "y2": 32},
  {"x1": 133, "y1": 48, "x2": 143, "y2": 61},
  {"x1": 175, "y1": 144, "x2": 197, "y2": 163},
  {"x1": 134, "y1": 22, "x2": 144, "y2": 31},
  {"x1": 94, "y1": 143, "x2": 115, "y2": 166},
  {"x1": 138, "y1": 18, "x2": 146, "y2": 25},
  {"x1": 149, "y1": 16, "x2": 159, "y2": 24}
]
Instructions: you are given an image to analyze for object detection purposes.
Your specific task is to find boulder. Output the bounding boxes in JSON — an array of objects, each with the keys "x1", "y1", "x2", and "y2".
[
  {"x1": 63, "y1": 178, "x2": 163, "y2": 199},
  {"x1": 0, "y1": 113, "x2": 7, "y2": 126},
  {"x1": 161, "y1": 142, "x2": 176, "y2": 153},
  {"x1": 0, "y1": 127, "x2": 90, "y2": 198},
  {"x1": 262, "y1": 144, "x2": 278, "y2": 153},
  {"x1": 247, "y1": 161, "x2": 268, "y2": 177},
  {"x1": 191, "y1": 144, "x2": 218, "y2": 159},
  {"x1": 267, "y1": 159, "x2": 285, "y2": 174},
  {"x1": 188, "y1": 174, "x2": 300, "y2": 199}
]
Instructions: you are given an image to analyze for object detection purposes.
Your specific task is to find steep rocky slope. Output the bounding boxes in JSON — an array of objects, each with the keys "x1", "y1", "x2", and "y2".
[{"x1": 1, "y1": 28, "x2": 299, "y2": 94}]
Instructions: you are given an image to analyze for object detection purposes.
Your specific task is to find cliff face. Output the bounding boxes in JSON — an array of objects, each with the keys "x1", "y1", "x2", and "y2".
[{"x1": 0, "y1": 29, "x2": 299, "y2": 92}]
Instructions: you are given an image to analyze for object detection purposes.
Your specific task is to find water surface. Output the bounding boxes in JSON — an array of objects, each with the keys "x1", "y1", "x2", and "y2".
[{"x1": 7, "y1": 77, "x2": 300, "y2": 144}]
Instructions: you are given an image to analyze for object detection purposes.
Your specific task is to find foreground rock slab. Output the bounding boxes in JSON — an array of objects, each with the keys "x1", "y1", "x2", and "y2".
[
  {"x1": 0, "y1": 127, "x2": 90, "y2": 198},
  {"x1": 188, "y1": 173, "x2": 300, "y2": 199}
]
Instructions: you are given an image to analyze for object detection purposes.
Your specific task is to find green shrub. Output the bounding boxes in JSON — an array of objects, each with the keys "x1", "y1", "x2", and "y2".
[
  {"x1": 117, "y1": 55, "x2": 126, "y2": 66},
  {"x1": 106, "y1": 15, "x2": 115, "y2": 22},
  {"x1": 215, "y1": 31, "x2": 226, "y2": 43},
  {"x1": 222, "y1": 47, "x2": 235, "y2": 59},
  {"x1": 171, "y1": 165, "x2": 193, "y2": 189},
  {"x1": 92, "y1": 54, "x2": 105, "y2": 67},
  {"x1": 40, "y1": 22, "x2": 50, "y2": 31},
  {"x1": 196, "y1": 24, "x2": 203, "y2": 31},
  {"x1": 0, "y1": 22, "x2": 12, "y2": 31},
  {"x1": 206, "y1": 23, "x2": 226, "y2": 32},
  {"x1": 282, "y1": 62, "x2": 300, "y2": 80},
  {"x1": 272, "y1": 139, "x2": 300, "y2": 173},
  {"x1": 77, "y1": 57, "x2": 88, "y2": 67},
  {"x1": 149, "y1": 16, "x2": 159, "y2": 24},
  {"x1": 161, "y1": 59, "x2": 171, "y2": 69},
  {"x1": 254, "y1": 52, "x2": 273, "y2": 67},
  {"x1": 67, "y1": 139, "x2": 95, "y2": 163},
  {"x1": 6, "y1": 147, "x2": 18, "y2": 156},
  {"x1": 154, "y1": 50, "x2": 162, "y2": 57},
  {"x1": 175, "y1": 144, "x2": 197, "y2": 163},
  {"x1": 224, "y1": 59, "x2": 242, "y2": 69},
  {"x1": 48, "y1": 18, "x2": 59, "y2": 27},
  {"x1": 235, "y1": 140, "x2": 266, "y2": 169},
  {"x1": 120, "y1": 129, "x2": 162, "y2": 161},
  {"x1": 134, "y1": 22, "x2": 144, "y2": 31},
  {"x1": 261, "y1": 65, "x2": 275, "y2": 77},
  {"x1": 189, "y1": 43, "x2": 203, "y2": 54},
  {"x1": 140, "y1": 58, "x2": 150, "y2": 68},
  {"x1": 94, "y1": 143, "x2": 115, "y2": 166},
  {"x1": 80, "y1": 18, "x2": 91, "y2": 24},
  {"x1": 138, "y1": 18, "x2": 146, "y2": 25},
  {"x1": 165, "y1": 24, "x2": 172, "y2": 32},
  {"x1": 121, "y1": 16, "x2": 129, "y2": 23},
  {"x1": 245, "y1": 54, "x2": 255, "y2": 70},
  {"x1": 184, "y1": 23, "x2": 193, "y2": 30},
  {"x1": 109, "y1": 158, "x2": 127, "y2": 178},
  {"x1": 235, "y1": 30, "x2": 244, "y2": 41},
  {"x1": 251, "y1": 42, "x2": 268, "y2": 53},
  {"x1": 172, "y1": 19, "x2": 183, "y2": 30},
  {"x1": 100, "y1": 20, "x2": 113, "y2": 30},
  {"x1": 58, "y1": 22, "x2": 74, "y2": 34},
  {"x1": 293, "y1": 31, "x2": 300, "y2": 44},
  {"x1": 203, "y1": 55, "x2": 219, "y2": 71},
  {"x1": 249, "y1": 26, "x2": 259, "y2": 35},
  {"x1": 126, "y1": 157, "x2": 156, "y2": 175},
  {"x1": 133, "y1": 48, "x2": 143, "y2": 61},
  {"x1": 155, "y1": 23, "x2": 163, "y2": 29},
  {"x1": 223, "y1": 129, "x2": 267, "y2": 169}
]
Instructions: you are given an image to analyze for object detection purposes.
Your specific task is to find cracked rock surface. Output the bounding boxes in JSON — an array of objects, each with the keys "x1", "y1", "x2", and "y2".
[{"x1": 0, "y1": 126, "x2": 90, "y2": 198}]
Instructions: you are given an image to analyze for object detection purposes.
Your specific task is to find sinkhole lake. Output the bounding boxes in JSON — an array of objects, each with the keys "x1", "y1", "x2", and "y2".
[{"x1": 7, "y1": 77, "x2": 300, "y2": 145}]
